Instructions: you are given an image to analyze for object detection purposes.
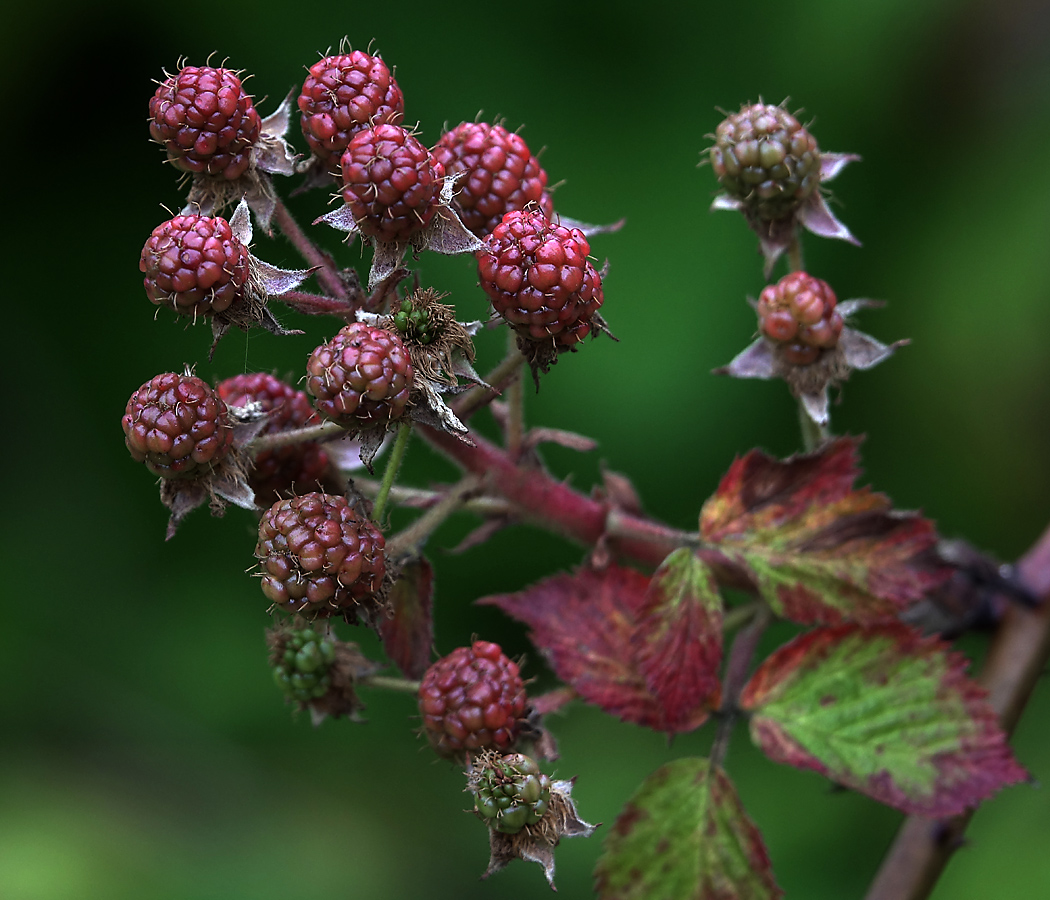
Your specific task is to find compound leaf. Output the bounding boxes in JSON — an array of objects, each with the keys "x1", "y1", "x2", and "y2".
[
  {"x1": 635, "y1": 548, "x2": 723, "y2": 730},
  {"x1": 739, "y1": 623, "x2": 1027, "y2": 816},
  {"x1": 594, "y1": 757, "x2": 781, "y2": 900},
  {"x1": 479, "y1": 565, "x2": 711, "y2": 733},
  {"x1": 700, "y1": 437, "x2": 948, "y2": 625}
]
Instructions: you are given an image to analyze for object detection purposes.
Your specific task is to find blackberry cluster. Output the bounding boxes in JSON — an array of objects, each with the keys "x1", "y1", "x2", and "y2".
[
  {"x1": 148, "y1": 64, "x2": 261, "y2": 180},
  {"x1": 272, "y1": 628, "x2": 338, "y2": 703},
  {"x1": 757, "y1": 271, "x2": 843, "y2": 365},
  {"x1": 471, "y1": 752, "x2": 552, "y2": 834}
]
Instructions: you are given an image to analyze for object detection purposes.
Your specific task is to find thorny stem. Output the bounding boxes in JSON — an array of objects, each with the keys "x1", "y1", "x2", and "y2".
[
  {"x1": 418, "y1": 423, "x2": 755, "y2": 591},
  {"x1": 358, "y1": 675, "x2": 421, "y2": 693},
  {"x1": 709, "y1": 605, "x2": 771, "y2": 769},
  {"x1": 279, "y1": 290, "x2": 356, "y2": 317},
  {"x1": 371, "y1": 421, "x2": 413, "y2": 526},
  {"x1": 385, "y1": 476, "x2": 482, "y2": 559},
  {"x1": 864, "y1": 522, "x2": 1050, "y2": 900},
  {"x1": 453, "y1": 345, "x2": 526, "y2": 421},
  {"x1": 271, "y1": 198, "x2": 349, "y2": 301},
  {"x1": 250, "y1": 420, "x2": 347, "y2": 452},
  {"x1": 504, "y1": 330, "x2": 525, "y2": 457}
]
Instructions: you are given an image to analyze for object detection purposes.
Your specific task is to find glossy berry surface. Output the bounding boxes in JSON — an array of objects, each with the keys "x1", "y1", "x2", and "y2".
[
  {"x1": 472, "y1": 752, "x2": 552, "y2": 834},
  {"x1": 217, "y1": 373, "x2": 329, "y2": 503},
  {"x1": 478, "y1": 209, "x2": 603, "y2": 342},
  {"x1": 418, "y1": 641, "x2": 527, "y2": 759},
  {"x1": 710, "y1": 102, "x2": 821, "y2": 220},
  {"x1": 306, "y1": 323, "x2": 414, "y2": 425},
  {"x1": 140, "y1": 214, "x2": 250, "y2": 318},
  {"x1": 256, "y1": 492, "x2": 385, "y2": 615},
  {"x1": 298, "y1": 51, "x2": 404, "y2": 166},
  {"x1": 123, "y1": 372, "x2": 233, "y2": 478},
  {"x1": 339, "y1": 124, "x2": 444, "y2": 243},
  {"x1": 758, "y1": 271, "x2": 843, "y2": 365},
  {"x1": 148, "y1": 65, "x2": 261, "y2": 180},
  {"x1": 432, "y1": 122, "x2": 553, "y2": 238}
]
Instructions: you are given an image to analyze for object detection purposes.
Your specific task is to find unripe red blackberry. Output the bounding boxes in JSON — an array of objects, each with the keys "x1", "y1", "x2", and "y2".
[
  {"x1": 306, "y1": 323, "x2": 414, "y2": 425},
  {"x1": 418, "y1": 640, "x2": 527, "y2": 759},
  {"x1": 757, "y1": 271, "x2": 843, "y2": 365},
  {"x1": 432, "y1": 122, "x2": 553, "y2": 238},
  {"x1": 216, "y1": 374, "x2": 329, "y2": 503},
  {"x1": 710, "y1": 103, "x2": 820, "y2": 221},
  {"x1": 140, "y1": 214, "x2": 250, "y2": 318},
  {"x1": 478, "y1": 209, "x2": 603, "y2": 342},
  {"x1": 471, "y1": 752, "x2": 552, "y2": 834},
  {"x1": 255, "y1": 492, "x2": 386, "y2": 615},
  {"x1": 339, "y1": 124, "x2": 444, "y2": 243},
  {"x1": 298, "y1": 51, "x2": 404, "y2": 167},
  {"x1": 149, "y1": 65, "x2": 261, "y2": 180},
  {"x1": 123, "y1": 372, "x2": 234, "y2": 478}
]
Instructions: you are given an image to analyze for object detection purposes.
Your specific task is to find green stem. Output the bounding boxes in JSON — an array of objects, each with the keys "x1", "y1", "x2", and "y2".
[
  {"x1": 787, "y1": 231, "x2": 804, "y2": 273},
  {"x1": 371, "y1": 422, "x2": 413, "y2": 525},
  {"x1": 385, "y1": 476, "x2": 481, "y2": 559},
  {"x1": 358, "y1": 675, "x2": 421, "y2": 693},
  {"x1": 505, "y1": 330, "x2": 525, "y2": 457},
  {"x1": 798, "y1": 400, "x2": 829, "y2": 452}
]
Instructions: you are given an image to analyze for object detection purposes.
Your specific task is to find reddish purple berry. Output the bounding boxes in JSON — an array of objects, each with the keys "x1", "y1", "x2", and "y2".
[
  {"x1": 149, "y1": 65, "x2": 261, "y2": 180},
  {"x1": 339, "y1": 124, "x2": 444, "y2": 243},
  {"x1": 418, "y1": 641, "x2": 528, "y2": 759},
  {"x1": 216, "y1": 374, "x2": 329, "y2": 503},
  {"x1": 757, "y1": 271, "x2": 844, "y2": 365},
  {"x1": 123, "y1": 372, "x2": 234, "y2": 478},
  {"x1": 256, "y1": 492, "x2": 386, "y2": 615},
  {"x1": 478, "y1": 209, "x2": 603, "y2": 342},
  {"x1": 432, "y1": 122, "x2": 553, "y2": 238},
  {"x1": 306, "y1": 323, "x2": 414, "y2": 425},
  {"x1": 140, "y1": 214, "x2": 250, "y2": 318},
  {"x1": 298, "y1": 51, "x2": 404, "y2": 166},
  {"x1": 710, "y1": 102, "x2": 821, "y2": 221}
]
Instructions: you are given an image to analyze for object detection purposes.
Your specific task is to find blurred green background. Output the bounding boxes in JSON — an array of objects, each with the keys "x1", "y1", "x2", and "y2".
[{"x1": 3, "y1": 0, "x2": 1050, "y2": 897}]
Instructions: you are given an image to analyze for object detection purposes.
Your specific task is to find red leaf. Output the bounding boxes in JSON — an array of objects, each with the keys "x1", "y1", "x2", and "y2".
[
  {"x1": 378, "y1": 556, "x2": 434, "y2": 679},
  {"x1": 479, "y1": 565, "x2": 711, "y2": 733},
  {"x1": 700, "y1": 437, "x2": 949, "y2": 625},
  {"x1": 740, "y1": 623, "x2": 1028, "y2": 816},
  {"x1": 635, "y1": 549, "x2": 723, "y2": 730}
]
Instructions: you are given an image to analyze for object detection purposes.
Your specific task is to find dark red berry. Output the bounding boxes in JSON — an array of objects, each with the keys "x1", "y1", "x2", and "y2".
[
  {"x1": 216, "y1": 373, "x2": 329, "y2": 503},
  {"x1": 418, "y1": 641, "x2": 527, "y2": 759},
  {"x1": 339, "y1": 124, "x2": 444, "y2": 243},
  {"x1": 298, "y1": 51, "x2": 404, "y2": 166},
  {"x1": 757, "y1": 271, "x2": 843, "y2": 365},
  {"x1": 432, "y1": 122, "x2": 553, "y2": 238},
  {"x1": 710, "y1": 103, "x2": 821, "y2": 220},
  {"x1": 255, "y1": 492, "x2": 386, "y2": 615},
  {"x1": 306, "y1": 323, "x2": 414, "y2": 425},
  {"x1": 123, "y1": 372, "x2": 234, "y2": 478},
  {"x1": 478, "y1": 209, "x2": 603, "y2": 342},
  {"x1": 149, "y1": 65, "x2": 261, "y2": 180},
  {"x1": 140, "y1": 214, "x2": 250, "y2": 318}
]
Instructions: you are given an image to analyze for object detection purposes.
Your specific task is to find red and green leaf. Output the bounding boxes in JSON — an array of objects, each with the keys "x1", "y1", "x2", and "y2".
[
  {"x1": 700, "y1": 437, "x2": 949, "y2": 625},
  {"x1": 378, "y1": 556, "x2": 434, "y2": 679},
  {"x1": 594, "y1": 757, "x2": 782, "y2": 900},
  {"x1": 635, "y1": 548, "x2": 723, "y2": 731},
  {"x1": 739, "y1": 623, "x2": 1027, "y2": 816},
  {"x1": 479, "y1": 564, "x2": 713, "y2": 733}
]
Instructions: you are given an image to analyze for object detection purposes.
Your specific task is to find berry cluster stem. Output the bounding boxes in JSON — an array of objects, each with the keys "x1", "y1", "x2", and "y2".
[
  {"x1": 372, "y1": 421, "x2": 413, "y2": 526},
  {"x1": 504, "y1": 331, "x2": 525, "y2": 456},
  {"x1": 453, "y1": 348, "x2": 526, "y2": 422},
  {"x1": 798, "y1": 401, "x2": 829, "y2": 451},
  {"x1": 272, "y1": 198, "x2": 349, "y2": 301},
  {"x1": 385, "y1": 476, "x2": 482, "y2": 559},
  {"x1": 250, "y1": 420, "x2": 348, "y2": 452},
  {"x1": 358, "y1": 675, "x2": 422, "y2": 693}
]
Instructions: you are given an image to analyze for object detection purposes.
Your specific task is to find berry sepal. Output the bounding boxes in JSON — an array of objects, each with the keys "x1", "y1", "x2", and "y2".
[
  {"x1": 715, "y1": 278, "x2": 907, "y2": 426},
  {"x1": 468, "y1": 752, "x2": 597, "y2": 890},
  {"x1": 317, "y1": 171, "x2": 484, "y2": 290}
]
